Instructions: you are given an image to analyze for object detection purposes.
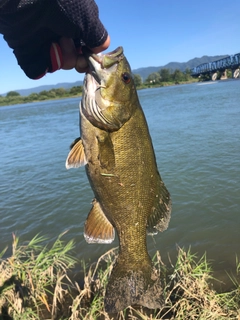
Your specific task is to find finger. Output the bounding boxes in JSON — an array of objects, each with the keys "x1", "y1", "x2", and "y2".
[
  {"x1": 75, "y1": 54, "x2": 89, "y2": 73},
  {"x1": 59, "y1": 37, "x2": 77, "y2": 70},
  {"x1": 75, "y1": 35, "x2": 111, "y2": 73},
  {"x1": 90, "y1": 35, "x2": 110, "y2": 54}
]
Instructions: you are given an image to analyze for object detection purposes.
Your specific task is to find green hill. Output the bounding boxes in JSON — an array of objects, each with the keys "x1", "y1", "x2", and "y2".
[
  {"x1": 132, "y1": 55, "x2": 228, "y2": 81},
  {"x1": 2, "y1": 55, "x2": 229, "y2": 96}
]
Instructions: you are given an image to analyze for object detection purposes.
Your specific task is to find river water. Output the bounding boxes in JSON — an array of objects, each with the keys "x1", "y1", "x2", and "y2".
[{"x1": 1, "y1": 79, "x2": 239, "y2": 288}]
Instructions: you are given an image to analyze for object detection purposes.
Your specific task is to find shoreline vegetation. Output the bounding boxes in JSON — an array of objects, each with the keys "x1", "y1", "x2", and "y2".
[
  {"x1": 0, "y1": 68, "x2": 199, "y2": 107},
  {"x1": 2, "y1": 66, "x2": 238, "y2": 108},
  {"x1": 0, "y1": 234, "x2": 240, "y2": 319}
]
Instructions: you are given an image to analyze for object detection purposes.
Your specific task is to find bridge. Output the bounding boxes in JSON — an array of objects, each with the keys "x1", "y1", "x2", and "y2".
[{"x1": 191, "y1": 52, "x2": 240, "y2": 80}]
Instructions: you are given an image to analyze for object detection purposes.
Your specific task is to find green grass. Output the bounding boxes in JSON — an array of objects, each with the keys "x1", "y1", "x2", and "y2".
[{"x1": 0, "y1": 235, "x2": 240, "y2": 319}]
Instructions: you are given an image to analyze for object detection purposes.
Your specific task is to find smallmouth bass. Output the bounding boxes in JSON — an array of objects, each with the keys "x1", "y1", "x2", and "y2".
[{"x1": 66, "y1": 47, "x2": 171, "y2": 313}]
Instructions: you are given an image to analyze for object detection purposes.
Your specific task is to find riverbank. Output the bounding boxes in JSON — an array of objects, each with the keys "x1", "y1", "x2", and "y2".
[
  {"x1": 0, "y1": 79, "x2": 199, "y2": 107},
  {"x1": 0, "y1": 93, "x2": 82, "y2": 107},
  {"x1": 0, "y1": 234, "x2": 239, "y2": 319}
]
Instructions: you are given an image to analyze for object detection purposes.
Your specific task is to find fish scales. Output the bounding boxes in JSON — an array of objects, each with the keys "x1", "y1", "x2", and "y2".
[
  {"x1": 66, "y1": 46, "x2": 171, "y2": 313},
  {"x1": 83, "y1": 106, "x2": 159, "y2": 264}
]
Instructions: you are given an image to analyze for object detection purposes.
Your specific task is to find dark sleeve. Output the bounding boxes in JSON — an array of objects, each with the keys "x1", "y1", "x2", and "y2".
[
  {"x1": 56, "y1": 0, "x2": 108, "y2": 48},
  {"x1": 0, "y1": 0, "x2": 108, "y2": 79}
]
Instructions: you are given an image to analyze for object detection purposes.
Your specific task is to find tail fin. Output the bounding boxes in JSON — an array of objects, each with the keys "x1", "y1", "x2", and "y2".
[{"x1": 104, "y1": 262, "x2": 164, "y2": 313}]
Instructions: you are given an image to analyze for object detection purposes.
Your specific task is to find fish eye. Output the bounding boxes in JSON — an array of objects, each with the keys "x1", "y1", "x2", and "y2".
[{"x1": 121, "y1": 72, "x2": 131, "y2": 84}]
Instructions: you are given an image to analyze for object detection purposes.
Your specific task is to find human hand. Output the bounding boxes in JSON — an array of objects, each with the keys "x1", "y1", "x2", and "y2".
[
  {"x1": 60, "y1": 35, "x2": 111, "y2": 73},
  {"x1": 0, "y1": 0, "x2": 110, "y2": 79}
]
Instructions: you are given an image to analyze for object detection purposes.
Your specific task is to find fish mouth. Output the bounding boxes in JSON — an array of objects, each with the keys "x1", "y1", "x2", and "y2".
[
  {"x1": 83, "y1": 46, "x2": 124, "y2": 83},
  {"x1": 81, "y1": 47, "x2": 125, "y2": 130},
  {"x1": 90, "y1": 46, "x2": 124, "y2": 69}
]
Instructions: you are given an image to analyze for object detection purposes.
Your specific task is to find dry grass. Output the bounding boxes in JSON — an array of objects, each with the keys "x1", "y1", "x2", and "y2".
[
  {"x1": 0, "y1": 232, "x2": 76, "y2": 319},
  {"x1": 158, "y1": 247, "x2": 240, "y2": 319},
  {"x1": 0, "y1": 235, "x2": 240, "y2": 320}
]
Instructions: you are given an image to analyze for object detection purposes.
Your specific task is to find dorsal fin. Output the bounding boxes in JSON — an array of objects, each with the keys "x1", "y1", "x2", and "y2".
[
  {"x1": 147, "y1": 179, "x2": 172, "y2": 235},
  {"x1": 65, "y1": 137, "x2": 87, "y2": 169}
]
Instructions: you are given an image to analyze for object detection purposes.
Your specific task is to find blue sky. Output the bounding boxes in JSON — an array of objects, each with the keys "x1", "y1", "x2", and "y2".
[{"x1": 1, "y1": 0, "x2": 240, "y2": 94}]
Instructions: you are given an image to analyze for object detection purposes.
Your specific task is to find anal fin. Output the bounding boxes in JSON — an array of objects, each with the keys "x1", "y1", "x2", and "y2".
[
  {"x1": 65, "y1": 137, "x2": 87, "y2": 169},
  {"x1": 84, "y1": 199, "x2": 115, "y2": 244}
]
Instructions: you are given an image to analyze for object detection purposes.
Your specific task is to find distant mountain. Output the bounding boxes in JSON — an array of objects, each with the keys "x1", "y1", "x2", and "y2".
[
  {"x1": 2, "y1": 55, "x2": 229, "y2": 96},
  {"x1": 2, "y1": 80, "x2": 83, "y2": 96},
  {"x1": 132, "y1": 55, "x2": 228, "y2": 81}
]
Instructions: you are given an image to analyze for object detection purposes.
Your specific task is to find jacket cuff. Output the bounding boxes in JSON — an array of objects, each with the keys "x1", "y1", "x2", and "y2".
[
  {"x1": 49, "y1": 42, "x2": 63, "y2": 72},
  {"x1": 34, "y1": 42, "x2": 63, "y2": 79}
]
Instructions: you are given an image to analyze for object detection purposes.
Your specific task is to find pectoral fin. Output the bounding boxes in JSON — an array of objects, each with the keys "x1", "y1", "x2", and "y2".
[
  {"x1": 147, "y1": 179, "x2": 172, "y2": 235},
  {"x1": 84, "y1": 199, "x2": 115, "y2": 244},
  {"x1": 65, "y1": 137, "x2": 87, "y2": 169},
  {"x1": 97, "y1": 133, "x2": 115, "y2": 170}
]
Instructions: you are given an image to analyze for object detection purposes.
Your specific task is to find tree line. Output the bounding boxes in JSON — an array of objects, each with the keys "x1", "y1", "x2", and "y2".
[
  {"x1": 133, "y1": 67, "x2": 195, "y2": 87},
  {"x1": 0, "y1": 86, "x2": 82, "y2": 106},
  {"x1": 0, "y1": 68, "x2": 196, "y2": 106}
]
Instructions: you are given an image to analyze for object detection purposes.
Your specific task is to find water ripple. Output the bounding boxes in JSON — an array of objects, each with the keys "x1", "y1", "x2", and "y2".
[{"x1": 1, "y1": 84, "x2": 239, "y2": 286}]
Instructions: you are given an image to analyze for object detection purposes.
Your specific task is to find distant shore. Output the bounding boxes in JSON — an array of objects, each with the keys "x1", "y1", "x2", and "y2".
[
  {"x1": 0, "y1": 93, "x2": 82, "y2": 107},
  {"x1": 0, "y1": 80, "x2": 199, "y2": 107}
]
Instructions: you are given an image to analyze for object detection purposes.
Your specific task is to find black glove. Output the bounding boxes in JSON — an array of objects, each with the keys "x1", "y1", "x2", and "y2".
[{"x1": 0, "y1": 0, "x2": 108, "y2": 79}]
